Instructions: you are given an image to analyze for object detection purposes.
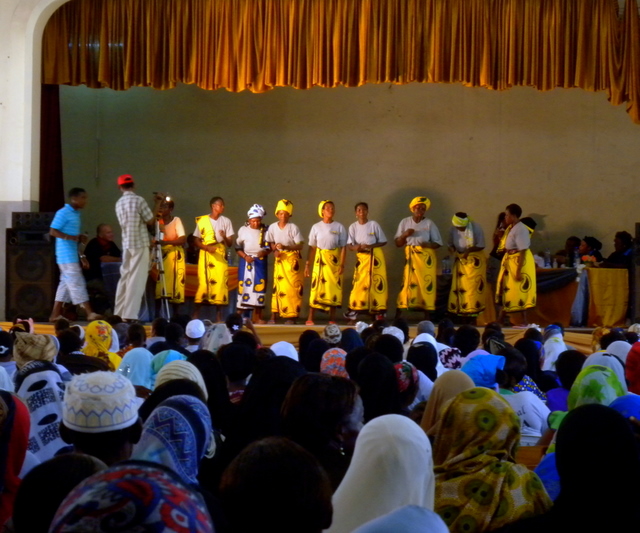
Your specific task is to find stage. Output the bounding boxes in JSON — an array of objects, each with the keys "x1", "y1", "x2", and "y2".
[{"x1": 0, "y1": 322, "x2": 598, "y2": 355}]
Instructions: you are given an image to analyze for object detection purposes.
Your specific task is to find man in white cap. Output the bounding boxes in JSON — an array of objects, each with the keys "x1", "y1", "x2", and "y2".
[{"x1": 185, "y1": 319, "x2": 205, "y2": 353}]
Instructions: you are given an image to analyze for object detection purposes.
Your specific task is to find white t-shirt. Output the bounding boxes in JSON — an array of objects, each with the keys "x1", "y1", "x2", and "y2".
[
  {"x1": 162, "y1": 217, "x2": 185, "y2": 241},
  {"x1": 236, "y1": 226, "x2": 268, "y2": 256},
  {"x1": 394, "y1": 217, "x2": 443, "y2": 246},
  {"x1": 448, "y1": 221, "x2": 485, "y2": 252},
  {"x1": 505, "y1": 221, "x2": 530, "y2": 251},
  {"x1": 347, "y1": 220, "x2": 387, "y2": 246},
  {"x1": 308, "y1": 221, "x2": 348, "y2": 250},
  {"x1": 266, "y1": 222, "x2": 304, "y2": 247},
  {"x1": 193, "y1": 215, "x2": 235, "y2": 243},
  {"x1": 501, "y1": 390, "x2": 550, "y2": 438}
]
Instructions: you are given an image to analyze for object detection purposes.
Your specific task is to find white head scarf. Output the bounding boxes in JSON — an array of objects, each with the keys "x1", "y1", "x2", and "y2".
[
  {"x1": 607, "y1": 341, "x2": 632, "y2": 365},
  {"x1": 328, "y1": 414, "x2": 435, "y2": 533},
  {"x1": 352, "y1": 505, "x2": 448, "y2": 533},
  {"x1": 247, "y1": 204, "x2": 265, "y2": 219},
  {"x1": 413, "y1": 333, "x2": 447, "y2": 376},
  {"x1": 542, "y1": 328, "x2": 568, "y2": 371},
  {"x1": 270, "y1": 341, "x2": 298, "y2": 361}
]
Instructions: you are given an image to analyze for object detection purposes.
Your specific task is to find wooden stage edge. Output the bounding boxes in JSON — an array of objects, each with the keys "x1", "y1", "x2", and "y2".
[{"x1": 1, "y1": 322, "x2": 601, "y2": 354}]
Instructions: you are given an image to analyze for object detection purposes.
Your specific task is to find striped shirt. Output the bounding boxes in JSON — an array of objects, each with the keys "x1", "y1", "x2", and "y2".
[
  {"x1": 51, "y1": 204, "x2": 81, "y2": 264},
  {"x1": 115, "y1": 191, "x2": 154, "y2": 249}
]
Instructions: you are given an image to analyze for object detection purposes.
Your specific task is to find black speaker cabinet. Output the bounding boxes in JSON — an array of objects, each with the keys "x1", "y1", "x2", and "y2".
[
  {"x1": 11, "y1": 212, "x2": 55, "y2": 231},
  {"x1": 5, "y1": 228, "x2": 57, "y2": 322}
]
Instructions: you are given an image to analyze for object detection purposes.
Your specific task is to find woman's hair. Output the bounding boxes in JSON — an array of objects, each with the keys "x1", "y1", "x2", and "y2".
[
  {"x1": 453, "y1": 325, "x2": 480, "y2": 357},
  {"x1": 220, "y1": 437, "x2": 333, "y2": 533},
  {"x1": 505, "y1": 203, "x2": 522, "y2": 218},
  {"x1": 496, "y1": 347, "x2": 527, "y2": 387},
  {"x1": 555, "y1": 350, "x2": 587, "y2": 390},
  {"x1": 13, "y1": 453, "x2": 106, "y2": 533},
  {"x1": 354, "y1": 202, "x2": 368, "y2": 210},
  {"x1": 281, "y1": 374, "x2": 358, "y2": 453},
  {"x1": 616, "y1": 230, "x2": 633, "y2": 248},
  {"x1": 356, "y1": 353, "x2": 401, "y2": 422}
]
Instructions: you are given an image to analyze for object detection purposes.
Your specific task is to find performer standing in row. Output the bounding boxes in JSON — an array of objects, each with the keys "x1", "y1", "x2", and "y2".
[
  {"x1": 154, "y1": 198, "x2": 186, "y2": 316},
  {"x1": 267, "y1": 199, "x2": 304, "y2": 324},
  {"x1": 236, "y1": 204, "x2": 271, "y2": 324},
  {"x1": 496, "y1": 203, "x2": 536, "y2": 325},
  {"x1": 49, "y1": 188, "x2": 101, "y2": 322},
  {"x1": 394, "y1": 196, "x2": 442, "y2": 319},
  {"x1": 305, "y1": 200, "x2": 347, "y2": 325},
  {"x1": 344, "y1": 202, "x2": 388, "y2": 322},
  {"x1": 193, "y1": 196, "x2": 234, "y2": 322},
  {"x1": 447, "y1": 212, "x2": 486, "y2": 321}
]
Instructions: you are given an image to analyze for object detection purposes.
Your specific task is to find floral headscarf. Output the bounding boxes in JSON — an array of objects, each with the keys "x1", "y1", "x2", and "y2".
[
  {"x1": 82, "y1": 321, "x2": 121, "y2": 372},
  {"x1": 320, "y1": 348, "x2": 349, "y2": 378}
]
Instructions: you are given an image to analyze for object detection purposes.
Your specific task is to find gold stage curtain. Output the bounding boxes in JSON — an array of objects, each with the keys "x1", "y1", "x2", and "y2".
[{"x1": 42, "y1": 0, "x2": 640, "y2": 123}]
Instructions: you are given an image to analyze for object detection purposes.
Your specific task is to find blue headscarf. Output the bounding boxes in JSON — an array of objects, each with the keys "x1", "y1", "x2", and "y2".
[
  {"x1": 460, "y1": 353, "x2": 505, "y2": 388},
  {"x1": 132, "y1": 395, "x2": 212, "y2": 486},
  {"x1": 150, "y1": 349, "x2": 186, "y2": 383},
  {"x1": 117, "y1": 347, "x2": 153, "y2": 390}
]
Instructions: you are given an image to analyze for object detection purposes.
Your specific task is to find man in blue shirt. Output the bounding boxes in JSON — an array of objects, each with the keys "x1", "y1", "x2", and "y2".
[{"x1": 49, "y1": 188, "x2": 101, "y2": 322}]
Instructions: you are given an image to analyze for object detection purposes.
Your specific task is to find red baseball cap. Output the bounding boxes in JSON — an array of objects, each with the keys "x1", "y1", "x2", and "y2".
[{"x1": 117, "y1": 174, "x2": 134, "y2": 186}]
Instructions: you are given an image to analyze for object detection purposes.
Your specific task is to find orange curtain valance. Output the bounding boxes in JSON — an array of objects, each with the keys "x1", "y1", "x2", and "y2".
[{"x1": 42, "y1": 0, "x2": 640, "y2": 123}]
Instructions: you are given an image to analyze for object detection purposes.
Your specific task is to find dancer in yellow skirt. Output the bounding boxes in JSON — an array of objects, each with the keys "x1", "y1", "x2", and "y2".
[
  {"x1": 266, "y1": 199, "x2": 304, "y2": 324},
  {"x1": 154, "y1": 198, "x2": 186, "y2": 316},
  {"x1": 395, "y1": 196, "x2": 442, "y2": 319},
  {"x1": 447, "y1": 212, "x2": 486, "y2": 321},
  {"x1": 495, "y1": 203, "x2": 537, "y2": 325},
  {"x1": 305, "y1": 200, "x2": 347, "y2": 325},
  {"x1": 344, "y1": 202, "x2": 388, "y2": 322},
  {"x1": 193, "y1": 196, "x2": 234, "y2": 322}
]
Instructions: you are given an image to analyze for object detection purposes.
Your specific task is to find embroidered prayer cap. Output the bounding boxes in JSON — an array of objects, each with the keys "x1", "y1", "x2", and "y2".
[
  {"x1": 185, "y1": 319, "x2": 205, "y2": 339},
  {"x1": 13, "y1": 332, "x2": 57, "y2": 369},
  {"x1": 451, "y1": 214, "x2": 470, "y2": 227},
  {"x1": 275, "y1": 199, "x2": 293, "y2": 216},
  {"x1": 155, "y1": 360, "x2": 209, "y2": 401},
  {"x1": 320, "y1": 348, "x2": 348, "y2": 378},
  {"x1": 382, "y1": 326, "x2": 405, "y2": 345},
  {"x1": 322, "y1": 324, "x2": 342, "y2": 345},
  {"x1": 247, "y1": 204, "x2": 266, "y2": 219},
  {"x1": 318, "y1": 200, "x2": 333, "y2": 218},
  {"x1": 62, "y1": 371, "x2": 139, "y2": 434},
  {"x1": 116, "y1": 174, "x2": 134, "y2": 186},
  {"x1": 409, "y1": 196, "x2": 431, "y2": 212}
]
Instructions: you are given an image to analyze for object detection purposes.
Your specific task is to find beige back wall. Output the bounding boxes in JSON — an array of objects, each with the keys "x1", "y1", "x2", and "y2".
[{"x1": 60, "y1": 81, "x2": 640, "y2": 316}]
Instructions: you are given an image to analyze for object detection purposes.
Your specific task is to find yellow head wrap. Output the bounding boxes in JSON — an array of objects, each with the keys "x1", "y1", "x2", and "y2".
[
  {"x1": 452, "y1": 214, "x2": 469, "y2": 228},
  {"x1": 275, "y1": 199, "x2": 293, "y2": 216},
  {"x1": 318, "y1": 200, "x2": 332, "y2": 218},
  {"x1": 409, "y1": 197, "x2": 431, "y2": 212}
]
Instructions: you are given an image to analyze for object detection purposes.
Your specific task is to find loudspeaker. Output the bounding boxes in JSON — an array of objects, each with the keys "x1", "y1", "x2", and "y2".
[
  {"x1": 11, "y1": 212, "x2": 55, "y2": 231},
  {"x1": 5, "y1": 228, "x2": 57, "y2": 322}
]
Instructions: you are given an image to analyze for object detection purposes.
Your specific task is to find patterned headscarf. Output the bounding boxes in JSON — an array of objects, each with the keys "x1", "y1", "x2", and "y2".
[
  {"x1": 12, "y1": 332, "x2": 57, "y2": 369},
  {"x1": 318, "y1": 200, "x2": 332, "y2": 217},
  {"x1": 247, "y1": 204, "x2": 266, "y2": 219},
  {"x1": 432, "y1": 388, "x2": 551, "y2": 532},
  {"x1": 132, "y1": 395, "x2": 213, "y2": 486},
  {"x1": 451, "y1": 215, "x2": 475, "y2": 248},
  {"x1": 567, "y1": 365, "x2": 625, "y2": 411},
  {"x1": 82, "y1": 321, "x2": 120, "y2": 372},
  {"x1": 49, "y1": 461, "x2": 213, "y2": 533},
  {"x1": 320, "y1": 348, "x2": 348, "y2": 378},
  {"x1": 394, "y1": 361, "x2": 418, "y2": 393},
  {"x1": 409, "y1": 197, "x2": 431, "y2": 212},
  {"x1": 275, "y1": 199, "x2": 293, "y2": 216}
]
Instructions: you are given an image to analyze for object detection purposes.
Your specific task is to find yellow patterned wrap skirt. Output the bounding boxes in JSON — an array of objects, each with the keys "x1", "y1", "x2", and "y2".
[
  {"x1": 448, "y1": 251, "x2": 487, "y2": 316},
  {"x1": 271, "y1": 250, "x2": 304, "y2": 318},
  {"x1": 495, "y1": 249, "x2": 537, "y2": 312},
  {"x1": 349, "y1": 248, "x2": 388, "y2": 313},
  {"x1": 309, "y1": 248, "x2": 343, "y2": 312},
  {"x1": 194, "y1": 243, "x2": 229, "y2": 305},
  {"x1": 397, "y1": 246, "x2": 437, "y2": 311},
  {"x1": 155, "y1": 244, "x2": 186, "y2": 304}
]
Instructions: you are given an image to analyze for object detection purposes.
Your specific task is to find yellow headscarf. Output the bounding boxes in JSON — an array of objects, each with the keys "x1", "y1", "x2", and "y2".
[
  {"x1": 275, "y1": 199, "x2": 293, "y2": 216},
  {"x1": 451, "y1": 214, "x2": 469, "y2": 227},
  {"x1": 82, "y1": 320, "x2": 121, "y2": 371},
  {"x1": 409, "y1": 196, "x2": 431, "y2": 212},
  {"x1": 318, "y1": 200, "x2": 332, "y2": 218}
]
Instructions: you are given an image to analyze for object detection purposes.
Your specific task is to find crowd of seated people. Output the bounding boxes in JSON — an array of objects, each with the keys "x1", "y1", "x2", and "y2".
[{"x1": 0, "y1": 315, "x2": 639, "y2": 532}]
